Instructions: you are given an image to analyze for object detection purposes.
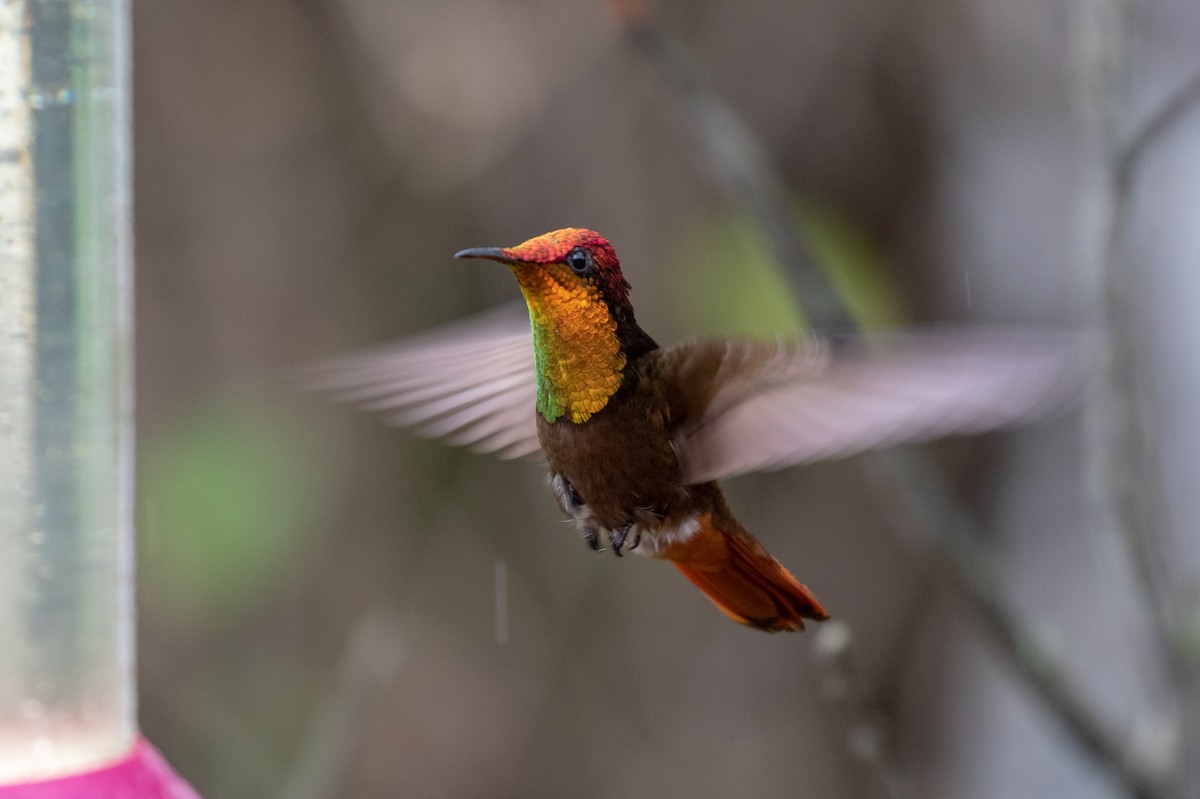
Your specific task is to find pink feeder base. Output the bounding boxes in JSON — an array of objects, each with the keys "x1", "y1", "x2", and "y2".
[{"x1": 0, "y1": 737, "x2": 199, "y2": 799}]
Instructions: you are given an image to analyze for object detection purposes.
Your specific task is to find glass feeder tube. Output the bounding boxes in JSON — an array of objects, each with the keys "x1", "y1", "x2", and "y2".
[{"x1": 0, "y1": 0, "x2": 135, "y2": 783}]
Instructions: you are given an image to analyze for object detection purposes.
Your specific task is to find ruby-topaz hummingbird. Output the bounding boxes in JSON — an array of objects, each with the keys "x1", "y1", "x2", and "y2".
[{"x1": 307, "y1": 228, "x2": 1083, "y2": 632}]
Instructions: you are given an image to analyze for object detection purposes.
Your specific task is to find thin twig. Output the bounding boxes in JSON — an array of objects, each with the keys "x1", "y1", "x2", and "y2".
[
  {"x1": 1116, "y1": 68, "x2": 1200, "y2": 193},
  {"x1": 870, "y1": 449, "x2": 1169, "y2": 799},
  {"x1": 276, "y1": 610, "x2": 406, "y2": 799},
  {"x1": 1095, "y1": 212, "x2": 1179, "y2": 658},
  {"x1": 1098, "y1": 58, "x2": 1200, "y2": 667},
  {"x1": 1084, "y1": 5, "x2": 1200, "y2": 790},
  {"x1": 1082, "y1": 0, "x2": 1179, "y2": 661},
  {"x1": 617, "y1": 4, "x2": 850, "y2": 332},
  {"x1": 614, "y1": 4, "x2": 1172, "y2": 797}
]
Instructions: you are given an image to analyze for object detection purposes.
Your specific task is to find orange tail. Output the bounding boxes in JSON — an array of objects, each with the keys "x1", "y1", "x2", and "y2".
[{"x1": 664, "y1": 515, "x2": 828, "y2": 632}]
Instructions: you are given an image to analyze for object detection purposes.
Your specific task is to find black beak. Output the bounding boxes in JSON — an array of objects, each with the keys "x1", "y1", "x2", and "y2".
[{"x1": 454, "y1": 247, "x2": 515, "y2": 263}]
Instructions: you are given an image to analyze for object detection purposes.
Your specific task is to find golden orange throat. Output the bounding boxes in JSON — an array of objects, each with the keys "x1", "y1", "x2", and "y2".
[{"x1": 512, "y1": 264, "x2": 626, "y2": 423}]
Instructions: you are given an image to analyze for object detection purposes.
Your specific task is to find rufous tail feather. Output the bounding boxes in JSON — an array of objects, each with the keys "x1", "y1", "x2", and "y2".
[{"x1": 665, "y1": 515, "x2": 828, "y2": 632}]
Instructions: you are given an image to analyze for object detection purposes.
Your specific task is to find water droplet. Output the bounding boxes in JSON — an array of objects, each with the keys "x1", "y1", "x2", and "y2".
[{"x1": 25, "y1": 88, "x2": 75, "y2": 110}]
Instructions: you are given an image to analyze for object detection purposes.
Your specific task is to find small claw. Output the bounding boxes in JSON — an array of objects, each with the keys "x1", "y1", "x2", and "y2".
[
  {"x1": 611, "y1": 524, "x2": 633, "y2": 557},
  {"x1": 584, "y1": 529, "x2": 602, "y2": 551},
  {"x1": 629, "y1": 528, "x2": 642, "y2": 551}
]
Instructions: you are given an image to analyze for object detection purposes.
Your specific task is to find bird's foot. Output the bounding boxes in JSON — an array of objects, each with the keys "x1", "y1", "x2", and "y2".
[
  {"x1": 611, "y1": 523, "x2": 636, "y2": 557},
  {"x1": 583, "y1": 529, "x2": 603, "y2": 552}
]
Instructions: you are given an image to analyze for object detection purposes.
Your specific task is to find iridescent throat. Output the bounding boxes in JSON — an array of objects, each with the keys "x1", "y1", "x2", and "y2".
[{"x1": 527, "y1": 307, "x2": 626, "y2": 425}]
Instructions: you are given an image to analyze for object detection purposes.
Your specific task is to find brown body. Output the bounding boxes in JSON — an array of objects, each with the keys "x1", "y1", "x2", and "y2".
[{"x1": 539, "y1": 348, "x2": 828, "y2": 632}]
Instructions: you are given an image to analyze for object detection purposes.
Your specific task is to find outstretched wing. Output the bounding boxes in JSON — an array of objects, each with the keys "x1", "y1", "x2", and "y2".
[
  {"x1": 298, "y1": 305, "x2": 541, "y2": 459},
  {"x1": 664, "y1": 330, "x2": 1090, "y2": 484}
]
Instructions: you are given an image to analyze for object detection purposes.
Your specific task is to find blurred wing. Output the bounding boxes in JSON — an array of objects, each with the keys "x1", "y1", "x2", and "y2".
[
  {"x1": 297, "y1": 305, "x2": 541, "y2": 459},
  {"x1": 669, "y1": 330, "x2": 1090, "y2": 483}
]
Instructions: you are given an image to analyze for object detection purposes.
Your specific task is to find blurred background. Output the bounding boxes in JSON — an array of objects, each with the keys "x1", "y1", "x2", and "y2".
[{"x1": 132, "y1": 0, "x2": 1200, "y2": 797}]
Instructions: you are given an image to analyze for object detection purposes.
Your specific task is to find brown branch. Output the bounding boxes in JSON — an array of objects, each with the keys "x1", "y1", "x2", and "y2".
[
  {"x1": 618, "y1": 8, "x2": 851, "y2": 332},
  {"x1": 1091, "y1": 27, "x2": 1200, "y2": 797},
  {"x1": 870, "y1": 449, "x2": 1170, "y2": 799},
  {"x1": 1098, "y1": 61, "x2": 1200, "y2": 666},
  {"x1": 614, "y1": 4, "x2": 1173, "y2": 798}
]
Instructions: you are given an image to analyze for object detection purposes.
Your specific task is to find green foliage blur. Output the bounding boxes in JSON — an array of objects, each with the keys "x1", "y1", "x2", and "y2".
[
  {"x1": 140, "y1": 395, "x2": 328, "y2": 629},
  {"x1": 673, "y1": 204, "x2": 908, "y2": 339}
]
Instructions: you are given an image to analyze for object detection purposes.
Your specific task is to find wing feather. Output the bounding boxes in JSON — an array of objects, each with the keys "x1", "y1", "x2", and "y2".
[
  {"x1": 298, "y1": 305, "x2": 541, "y2": 459},
  {"x1": 301, "y1": 309, "x2": 1086, "y2": 477},
  {"x1": 669, "y1": 329, "x2": 1089, "y2": 483}
]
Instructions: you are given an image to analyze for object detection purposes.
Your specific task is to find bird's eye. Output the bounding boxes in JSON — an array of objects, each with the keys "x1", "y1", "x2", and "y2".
[{"x1": 566, "y1": 248, "x2": 591, "y2": 275}]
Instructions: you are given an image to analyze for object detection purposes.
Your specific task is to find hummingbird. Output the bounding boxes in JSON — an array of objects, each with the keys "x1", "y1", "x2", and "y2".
[{"x1": 307, "y1": 228, "x2": 1083, "y2": 632}]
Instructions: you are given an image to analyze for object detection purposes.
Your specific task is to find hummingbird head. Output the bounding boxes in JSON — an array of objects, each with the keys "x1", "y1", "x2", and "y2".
[
  {"x1": 455, "y1": 228, "x2": 656, "y2": 423},
  {"x1": 455, "y1": 227, "x2": 634, "y2": 323}
]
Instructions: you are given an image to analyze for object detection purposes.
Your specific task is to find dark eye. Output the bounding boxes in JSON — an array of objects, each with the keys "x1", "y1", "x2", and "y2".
[{"x1": 566, "y1": 248, "x2": 592, "y2": 275}]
